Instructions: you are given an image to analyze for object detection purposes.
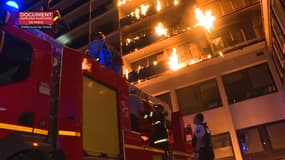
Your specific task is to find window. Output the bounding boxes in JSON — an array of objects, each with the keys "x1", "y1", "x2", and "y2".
[
  {"x1": 156, "y1": 92, "x2": 172, "y2": 108},
  {"x1": 238, "y1": 122, "x2": 285, "y2": 159},
  {"x1": 242, "y1": 24, "x2": 256, "y2": 41},
  {"x1": 202, "y1": 1, "x2": 223, "y2": 18},
  {"x1": 176, "y1": 79, "x2": 222, "y2": 115},
  {"x1": 128, "y1": 52, "x2": 166, "y2": 82},
  {"x1": 238, "y1": 128, "x2": 264, "y2": 154},
  {"x1": 266, "y1": 121, "x2": 285, "y2": 151},
  {"x1": 223, "y1": 63, "x2": 277, "y2": 104},
  {"x1": 231, "y1": 0, "x2": 246, "y2": 10},
  {"x1": 220, "y1": 0, "x2": 234, "y2": 15},
  {"x1": 130, "y1": 52, "x2": 164, "y2": 70},
  {"x1": 272, "y1": 0, "x2": 285, "y2": 34},
  {"x1": 281, "y1": 0, "x2": 285, "y2": 8},
  {"x1": 212, "y1": 133, "x2": 235, "y2": 160},
  {"x1": 0, "y1": 30, "x2": 33, "y2": 86},
  {"x1": 230, "y1": 27, "x2": 245, "y2": 45}
]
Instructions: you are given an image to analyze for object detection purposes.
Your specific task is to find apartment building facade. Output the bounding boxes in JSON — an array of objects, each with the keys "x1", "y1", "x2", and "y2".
[{"x1": 118, "y1": 0, "x2": 285, "y2": 159}]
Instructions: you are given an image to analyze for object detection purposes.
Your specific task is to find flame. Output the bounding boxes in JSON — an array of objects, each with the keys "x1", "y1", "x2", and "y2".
[
  {"x1": 219, "y1": 51, "x2": 224, "y2": 57},
  {"x1": 82, "y1": 58, "x2": 91, "y2": 72},
  {"x1": 138, "y1": 65, "x2": 142, "y2": 71},
  {"x1": 157, "y1": 0, "x2": 161, "y2": 11},
  {"x1": 117, "y1": 0, "x2": 126, "y2": 6},
  {"x1": 174, "y1": 0, "x2": 179, "y2": 5},
  {"x1": 140, "y1": 4, "x2": 150, "y2": 16},
  {"x1": 134, "y1": 8, "x2": 140, "y2": 19},
  {"x1": 189, "y1": 59, "x2": 202, "y2": 65},
  {"x1": 125, "y1": 68, "x2": 129, "y2": 79},
  {"x1": 168, "y1": 48, "x2": 180, "y2": 71},
  {"x1": 153, "y1": 61, "x2": 158, "y2": 66},
  {"x1": 207, "y1": 54, "x2": 212, "y2": 59},
  {"x1": 126, "y1": 38, "x2": 132, "y2": 45},
  {"x1": 155, "y1": 22, "x2": 168, "y2": 36},
  {"x1": 194, "y1": 8, "x2": 216, "y2": 32}
]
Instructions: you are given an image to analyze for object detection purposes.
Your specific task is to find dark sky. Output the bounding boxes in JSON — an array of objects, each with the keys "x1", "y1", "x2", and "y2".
[{"x1": 19, "y1": 0, "x2": 38, "y2": 10}]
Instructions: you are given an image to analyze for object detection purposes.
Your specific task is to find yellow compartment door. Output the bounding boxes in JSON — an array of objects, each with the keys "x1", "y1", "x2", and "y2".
[{"x1": 83, "y1": 76, "x2": 120, "y2": 158}]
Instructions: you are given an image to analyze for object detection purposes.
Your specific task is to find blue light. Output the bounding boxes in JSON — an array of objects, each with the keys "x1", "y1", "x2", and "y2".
[
  {"x1": 241, "y1": 143, "x2": 248, "y2": 152},
  {"x1": 5, "y1": 1, "x2": 19, "y2": 10}
]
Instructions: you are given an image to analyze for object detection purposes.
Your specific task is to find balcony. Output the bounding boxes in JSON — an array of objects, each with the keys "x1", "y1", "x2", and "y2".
[{"x1": 125, "y1": 22, "x2": 264, "y2": 83}]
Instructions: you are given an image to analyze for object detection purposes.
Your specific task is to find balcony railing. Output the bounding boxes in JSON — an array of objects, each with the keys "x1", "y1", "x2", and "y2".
[{"x1": 126, "y1": 24, "x2": 264, "y2": 84}]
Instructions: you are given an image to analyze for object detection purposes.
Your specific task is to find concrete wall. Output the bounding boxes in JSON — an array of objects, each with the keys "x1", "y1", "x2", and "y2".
[{"x1": 135, "y1": 41, "x2": 285, "y2": 160}]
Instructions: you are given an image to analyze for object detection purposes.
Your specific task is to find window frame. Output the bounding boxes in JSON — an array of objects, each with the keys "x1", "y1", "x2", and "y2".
[
  {"x1": 222, "y1": 62, "x2": 278, "y2": 104},
  {"x1": 176, "y1": 78, "x2": 222, "y2": 115},
  {"x1": 0, "y1": 30, "x2": 33, "y2": 86},
  {"x1": 212, "y1": 132, "x2": 236, "y2": 160}
]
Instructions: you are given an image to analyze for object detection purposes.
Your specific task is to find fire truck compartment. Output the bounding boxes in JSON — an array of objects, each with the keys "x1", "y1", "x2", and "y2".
[{"x1": 83, "y1": 76, "x2": 120, "y2": 158}]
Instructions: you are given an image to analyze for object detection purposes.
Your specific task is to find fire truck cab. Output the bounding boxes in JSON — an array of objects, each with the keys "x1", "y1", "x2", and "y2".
[{"x1": 0, "y1": 5, "x2": 193, "y2": 160}]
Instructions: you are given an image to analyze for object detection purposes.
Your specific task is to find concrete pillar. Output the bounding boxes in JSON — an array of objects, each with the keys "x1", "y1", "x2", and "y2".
[
  {"x1": 170, "y1": 89, "x2": 180, "y2": 112},
  {"x1": 216, "y1": 76, "x2": 243, "y2": 160}
]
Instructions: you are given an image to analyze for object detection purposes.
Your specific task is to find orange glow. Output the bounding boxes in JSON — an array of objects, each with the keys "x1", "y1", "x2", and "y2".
[
  {"x1": 156, "y1": 0, "x2": 161, "y2": 11},
  {"x1": 125, "y1": 68, "x2": 129, "y2": 79},
  {"x1": 141, "y1": 135, "x2": 149, "y2": 141},
  {"x1": 32, "y1": 142, "x2": 40, "y2": 147},
  {"x1": 189, "y1": 59, "x2": 202, "y2": 65},
  {"x1": 155, "y1": 22, "x2": 168, "y2": 36},
  {"x1": 207, "y1": 54, "x2": 212, "y2": 59},
  {"x1": 82, "y1": 58, "x2": 91, "y2": 72},
  {"x1": 194, "y1": 8, "x2": 216, "y2": 32},
  {"x1": 168, "y1": 48, "x2": 180, "y2": 71},
  {"x1": 219, "y1": 51, "x2": 224, "y2": 57},
  {"x1": 134, "y1": 8, "x2": 140, "y2": 19},
  {"x1": 168, "y1": 48, "x2": 188, "y2": 71},
  {"x1": 117, "y1": 0, "x2": 126, "y2": 6},
  {"x1": 153, "y1": 61, "x2": 158, "y2": 66},
  {"x1": 140, "y1": 4, "x2": 150, "y2": 16},
  {"x1": 137, "y1": 65, "x2": 142, "y2": 71},
  {"x1": 174, "y1": 0, "x2": 179, "y2": 5}
]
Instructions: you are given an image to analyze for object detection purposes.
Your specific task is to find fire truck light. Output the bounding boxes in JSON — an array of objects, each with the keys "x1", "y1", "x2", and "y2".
[
  {"x1": 5, "y1": 0, "x2": 19, "y2": 10},
  {"x1": 144, "y1": 114, "x2": 148, "y2": 119},
  {"x1": 141, "y1": 135, "x2": 149, "y2": 141},
  {"x1": 32, "y1": 142, "x2": 40, "y2": 147},
  {"x1": 57, "y1": 35, "x2": 70, "y2": 44},
  {"x1": 53, "y1": 16, "x2": 60, "y2": 22}
]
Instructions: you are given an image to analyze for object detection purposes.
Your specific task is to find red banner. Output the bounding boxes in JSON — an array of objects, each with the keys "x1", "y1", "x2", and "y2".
[{"x1": 19, "y1": 12, "x2": 53, "y2": 25}]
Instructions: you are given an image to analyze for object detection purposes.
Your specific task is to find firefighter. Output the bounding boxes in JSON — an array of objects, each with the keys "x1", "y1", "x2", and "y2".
[
  {"x1": 192, "y1": 113, "x2": 214, "y2": 160},
  {"x1": 150, "y1": 104, "x2": 168, "y2": 150},
  {"x1": 88, "y1": 32, "x2": 111, "y2": 69}
]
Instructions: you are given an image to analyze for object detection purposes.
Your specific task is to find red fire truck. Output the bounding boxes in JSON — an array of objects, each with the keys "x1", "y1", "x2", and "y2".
[{"x1": 0, "y1": 5, "x2": 193, "y2": 160}]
